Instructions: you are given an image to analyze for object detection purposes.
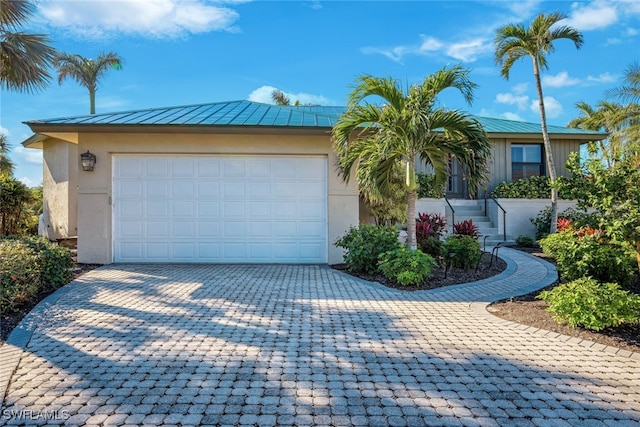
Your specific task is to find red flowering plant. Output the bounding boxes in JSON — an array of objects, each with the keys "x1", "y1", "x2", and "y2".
[
  {"x1": 453, "y1": 219, "x2": 479, "y2": 239},
  {"x1": 415, "y1": 213, "x2": 446, "y2": 257}
]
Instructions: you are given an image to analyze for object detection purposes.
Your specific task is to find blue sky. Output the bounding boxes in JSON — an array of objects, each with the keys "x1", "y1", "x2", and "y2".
[{"x1": 2, "y1": 0, "x2": 639, "y2": 187}]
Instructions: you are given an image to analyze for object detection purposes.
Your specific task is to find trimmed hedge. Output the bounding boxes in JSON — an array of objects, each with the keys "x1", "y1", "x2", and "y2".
[{"x1": 0, "y1": 237, "x2": 73, "y2": 313}]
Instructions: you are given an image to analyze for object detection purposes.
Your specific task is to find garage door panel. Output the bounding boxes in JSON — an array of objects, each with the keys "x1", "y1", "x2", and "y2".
[
  {"x1": 198, "y1": 222, "x2": 220, "y2": 237},
  {"x1": 173, "y1": 222, "x2": 195, "y2": 237},
  {"x1": 146, "y1": 158, "x2": 169, "y2": 176},
  {"x1": 172, "y1": 158, "x2": 195, "y2": 177},
  {"x1": 146, "y1": 222, "x2": 169, "y2": 237},
  {"x1": 172, "y1": 202, "x2": 194, "y2": 217},
  {"x1": 223, "y1": 222, "x2": 245, "y2": 237},
  {"x1": 116, "y1": 158, "x2": 143, "y2": 177},
  {"x1": 197, "y1": 181, "x2": 220, "y2": 198},
  {"x1": 172, "y1": 243, "x2": 195, "y2": 259},
  {"x1": 223, "y1": 160, "x2": 245, "y2": 177},
  {"x1": 147, "y1": 201, "x2": 169, "y2": 217},
  {"x1": 248, "y1": 182, "x2": 270, "y2": 199},
  {"x1": 223, "y1": 201, "x2": 245, "y2": 217},
  {"x1": 119, "y1": 181, "x2": 143, "y2": 197},
  {"x1": 114, "y1": 155, "x2": 327, "y2": 263},
  {"x1": 146, "y1": 242, "x2": 169, "y2": 259},
  {"x1": 198, "y1": 201, "x2": 220, "y2": 217},
  {"x1": 171, "y1": 181, "x2": 194, "y2": 198},
  {"x1": 197, "y1": 158, "x2": 220, "y2": 177},
  {"x1": 146, "y1": 181, "x2": 168, "y2": 197}
]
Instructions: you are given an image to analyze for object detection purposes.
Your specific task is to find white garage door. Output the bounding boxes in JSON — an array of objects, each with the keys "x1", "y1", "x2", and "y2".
[{"x1": 112, "y1": 155, "x2": 328, "y2": 263}]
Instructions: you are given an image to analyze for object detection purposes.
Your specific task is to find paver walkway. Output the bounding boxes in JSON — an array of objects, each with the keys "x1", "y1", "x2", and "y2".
[{"x1": 1, "y1": 248, "x2": 639, "y2": 426}]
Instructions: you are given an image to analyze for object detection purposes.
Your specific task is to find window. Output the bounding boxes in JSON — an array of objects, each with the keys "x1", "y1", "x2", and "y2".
[{"x1": 511, "y1": 144, "x2": 543, "y2": 180}]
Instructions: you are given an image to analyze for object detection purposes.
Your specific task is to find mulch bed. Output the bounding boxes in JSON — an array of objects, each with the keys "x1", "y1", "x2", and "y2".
[
  {"x1": 332, "y1": 252, "x2": 507, "y2": 291},
  {"x1": 1, "y1": 264, "x2": 101, "y2": 343},
  {"x1": 488, "y1": 245, "x2": 640, "y2": 354}
]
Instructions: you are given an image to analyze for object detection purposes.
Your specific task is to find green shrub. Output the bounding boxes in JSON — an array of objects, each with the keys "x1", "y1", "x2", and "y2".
[
  {"x1": 417, "y1": 173, "x2": 445, "y2": 198},
  {"x1": 0, "y1": 237, "x2": 73, "y2": 313},
  {"x1": 378, "y1": 247, "x2": 437, "y2": 287},
  {"x1": 491, "y1": 176, "x2": 572, "y2": 199},
  {"x1": 335, "y1": 224, "x2": 402, "y2": 275},
  {"x1": 515, "y1": 235, "x2": 535, "y2": 247},
  {"x1": 0, "y1": 240, "x2": 41, "y2": 313},
  {"x1": 441, "y1": 235, "x2": 481, "y2": 270},
  {"x1": 530, "y1": 206, "x2": 598, "y2": 239},
  {"x1": 538, "y1": 278, "x2": 640, "y2": 331},
  {"x1": 418, "y1": 236, "x2": 443, "y2": 258},
  {"x1": 539, "y1": 231, "x2": 637, "y2": 286}
]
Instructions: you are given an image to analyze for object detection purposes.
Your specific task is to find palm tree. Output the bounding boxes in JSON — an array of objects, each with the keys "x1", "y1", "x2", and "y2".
[
  {"x1": 608, "y1": 62, "x2": 640, "y2": 103},
  {"x1": 53, "y1": 51, "x2": 123, "y2": 114},
  {"x1": 568, "y1": 101, "x2": 622, "y2": 167},
  {"x1": 0, "y1": 133, "x2": 15, "y2": 176},
  {"x1": 332, "y1": 66, "x2": 492, "y2": 250},
  {"x1": 0, "y1": 0, "x2": 56, "y2": 92},
  {"x1": 271, "y1": 89, "x2": 291, "y2": 105},
  {"x1": 494, "y1": 12, "x2": 583, "y2": 233}
]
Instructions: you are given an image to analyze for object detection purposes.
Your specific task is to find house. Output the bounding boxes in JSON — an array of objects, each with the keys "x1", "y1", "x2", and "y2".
[{"x1": 21, "y1": 100, "x2": 605, "y2": 264}]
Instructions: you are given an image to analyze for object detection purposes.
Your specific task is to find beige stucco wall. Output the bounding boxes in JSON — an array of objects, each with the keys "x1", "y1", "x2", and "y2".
[
  {"x1": 42, "y1": 138, "x2": 78, "y2": 239},
  {"x1": 72, "y1": 131, "x2": 358, "y2": 264}
]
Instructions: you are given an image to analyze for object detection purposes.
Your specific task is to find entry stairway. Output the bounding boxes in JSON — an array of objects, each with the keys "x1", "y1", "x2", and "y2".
[{"x1": 448, "y1": 200, "x2": 508, "y2": 248}]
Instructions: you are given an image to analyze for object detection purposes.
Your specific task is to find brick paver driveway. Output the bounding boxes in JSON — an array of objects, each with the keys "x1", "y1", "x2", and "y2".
[{"x1": 1, "y1": 248, "x2": 639, "y2": 426}]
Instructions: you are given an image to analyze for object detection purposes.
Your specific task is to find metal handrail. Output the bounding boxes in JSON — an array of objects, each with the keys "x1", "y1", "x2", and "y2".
[
  {"x1": 444, "y1": 196, "x2": 455, "y2": 232},
  {"x1": 486, "y1": 194, "x2": 507, "y2": 241}
]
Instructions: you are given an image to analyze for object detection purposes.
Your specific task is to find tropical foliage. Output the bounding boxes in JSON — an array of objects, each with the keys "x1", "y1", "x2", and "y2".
[
  {"x1": 0, "y1": 133, "x2": 14, "y2": 176},
  {"x1": 332, "y1": 66, "x2": 491, "y2": 250},
  {"x1": 54, "y1": 51, "x2": 123, "y2": 114},
  {"x1": 334, "y1": 224, "x2": 401, "y2": 275},
  {"x1": 538, "y1": 278, "x2": 640, "y2": 331},
  {"x1": 494, "y1": 11, "x2": 583, "y2": 234},
  {"x1": 379, "y1": 246, "x2": 437, "y2": 287},
  {"x1": 0, "y1": 0, "x2": 56, "y2": 93},
  {"x1": 0, "y1": 175, "x2": 41, "y2": 236}
]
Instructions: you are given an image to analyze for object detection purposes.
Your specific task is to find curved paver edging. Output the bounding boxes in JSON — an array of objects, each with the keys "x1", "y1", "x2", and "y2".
[
  {"x1": 471, "y1": 248, "x2": 640, "y2": 361},
  {"x1": 0, "y1": 282, "x2": 78, "y2": 408}
]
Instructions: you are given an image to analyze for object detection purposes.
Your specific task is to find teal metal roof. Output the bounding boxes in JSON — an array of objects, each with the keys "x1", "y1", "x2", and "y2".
[{"x1": 24, "y1": 100, "x2": 605, "y2": 137}]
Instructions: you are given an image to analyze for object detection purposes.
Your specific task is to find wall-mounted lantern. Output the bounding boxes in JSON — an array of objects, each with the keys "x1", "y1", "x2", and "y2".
[{"x1": 80, "y1": 151, "x2": 96, "y2": 171}]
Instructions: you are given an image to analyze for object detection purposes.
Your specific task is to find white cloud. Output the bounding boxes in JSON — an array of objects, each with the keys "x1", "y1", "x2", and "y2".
[
  {"x1": 626, "y1": 28, "x2": 639, "y2": 37},
  {"x1": 18, "y1": 177, "x2": 42, "y2": 188},
  {"x1": 38, "y1": 0, "x2": 241, "y2": 39},
  {"x1": 14, "y1": 145, "x2": 43, "y2": 165},
  {"x1": 542, "y1": 71, "x2": 580, "y2": 88},
  {"x1": 0, "y1": 126, "x2": 9, "y2": 136},
  {"x1": 530, "y1": 97, "x2": 563, "y2": 119},
  {"x1": 247, "y1": 86, "x2": 333, "y2": 106},
  {"x1": 445, "y1": 38, "x2": 492, "y2": 62},
  {"x1": 605, "y1": 37, "x2": 621, "y2": 46},
  {"x1": 362, "y1": 34, "x2": 490, "y2": 63},
  {"x1": 501, "y1": 112, "x2": 525, "y2": 121},
  {"x1": 512, "y1": 83, "x2": 528, "y2": 95},
  {"x1": 498, "y1": 0, "x2": 542, "y2": 18},
  {"x1": 478, "y1": 108, "x2": 525, "y2": 122},
  {"x1": 496, "y1": 93, "x2": 529, "y2": 110},
  {"x1": 587, "y1": 72, "x2": 617, "y2": 83},
  {"x1": 419, "y1": 36, "x2": 444, "y2": 52},
  {"x1": 564, "y1": 0, "x2": 618, "y2": 31}
]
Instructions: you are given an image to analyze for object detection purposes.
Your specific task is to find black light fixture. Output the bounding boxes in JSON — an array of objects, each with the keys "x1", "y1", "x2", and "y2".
[{"x1": 80, "y1": 151, "x2": 96, "y2": 171}]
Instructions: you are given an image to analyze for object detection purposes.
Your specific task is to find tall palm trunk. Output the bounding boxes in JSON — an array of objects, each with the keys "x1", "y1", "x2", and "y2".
[
  {"x1": 533, "y1": 58, "x2": 559, "y2": 234},
  {"x1": 405, "y1": 157, "x2": 418, "y2": 250},
  {"x1": 407, "y1": 189, "x2": 417, "y2": 250},
  {"x1": 89, "y1": 88, "x2": 96, "y2": 115}
]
